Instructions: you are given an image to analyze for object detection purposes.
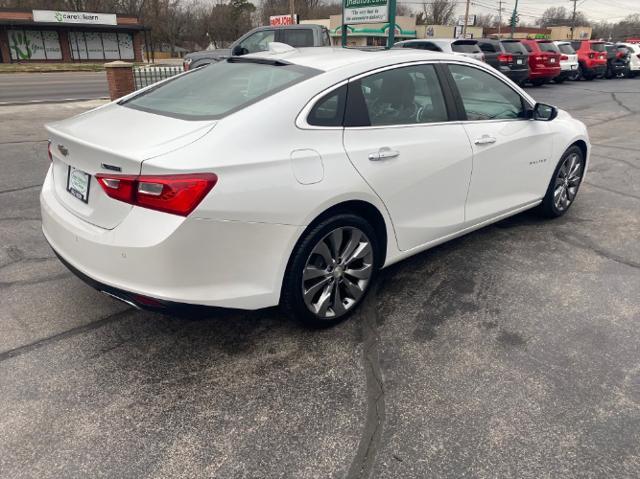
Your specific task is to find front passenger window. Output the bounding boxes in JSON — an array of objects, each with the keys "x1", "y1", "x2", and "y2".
[
  {"x1": 449, "y1": 64, "x2": 526, "y2": 121},
  {"x1": 350, "y1": 64, "x2": 448, "y2": 127}
]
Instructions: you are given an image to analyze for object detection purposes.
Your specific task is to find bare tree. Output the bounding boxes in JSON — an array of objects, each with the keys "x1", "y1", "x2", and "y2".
[
  {"x1": 420, "y1": 0, "x2": 456, "y2": 26},
  {"x1": 538, "y1": 6, "x2": 589, "y2": 27}
]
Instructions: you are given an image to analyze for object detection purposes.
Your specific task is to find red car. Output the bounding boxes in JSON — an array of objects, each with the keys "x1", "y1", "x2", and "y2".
[
  {"x1": 570, "y1": 40, "x2": 608, "y2": 80},
  {"x1": 521, "y1": 39, "x2": 562, "y2": 86}
]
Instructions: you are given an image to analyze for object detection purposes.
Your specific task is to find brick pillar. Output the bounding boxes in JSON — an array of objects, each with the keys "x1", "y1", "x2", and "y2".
[
  {"x1": 105, "y1": 61, "x2": 135, "y2": 100},
  {"x1": 58, "y1": 30, "x2": 72, "y2": 62},
  {"x1": 132, "y1": 31, "x2": 144, "y2": 62},
  {"x1": 0, "y1": 28, "x2": 11, "y2": 64}
]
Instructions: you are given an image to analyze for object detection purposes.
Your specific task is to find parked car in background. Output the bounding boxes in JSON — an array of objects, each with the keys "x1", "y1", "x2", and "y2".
[
  {"x1": 554, "y1": 41, "x2": 579, "y2": 81},
  {"x1": 183, "y1": 24, "x2": 331, "y2": 70},
  {"x1": 42, "y1": 46, "x2": 589, "y2": 328},
  {"x1": 571, "y1": 40, "x2": 607, "y2": 80},
  {"x1": 393, "y1": 39, "x2": 485, "y2": 62},
  {"x1": 604, "y1": 43, "x2": 628, "y2": 79},
  {"x1": 521, "y1": 39, "x2": 561, "y2": 86},
  {"x1": 476, "y1": 38, "x2": 529, "y2": 84},
  {"x1": 617, "y1": 42, "x2": 640, "y2": 77}
]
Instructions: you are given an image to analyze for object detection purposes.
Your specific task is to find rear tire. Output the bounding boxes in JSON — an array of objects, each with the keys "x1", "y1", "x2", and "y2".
[
  {"x1": 539, "y1": 146, "x2": 585, "y2": 218},
  {"x1": 531, "y1": 79, "x2": 546, "y2": 87},
  {"x1": 281, "y1": 213, "x2": 380, "y2": 328},
  {"x1": 554, "y1": 76, "x2": 566, "y2": 84}
]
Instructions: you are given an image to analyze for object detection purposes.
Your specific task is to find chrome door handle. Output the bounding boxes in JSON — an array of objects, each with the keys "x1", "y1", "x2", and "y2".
[
  {"x1": 368, "y1": 147, "x2": 400, "y2": 161},
  {"x1": 474, "y1": 135, "x2": 497, "y2": 145}
]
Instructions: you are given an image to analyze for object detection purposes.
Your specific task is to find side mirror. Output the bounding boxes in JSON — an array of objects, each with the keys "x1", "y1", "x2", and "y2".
[
  {"x1": 231, "y1": 45, "x2": 245, "y2": 56},
  {"x1": 532, "y1": 102, "x2": 558, "y2": 121}
]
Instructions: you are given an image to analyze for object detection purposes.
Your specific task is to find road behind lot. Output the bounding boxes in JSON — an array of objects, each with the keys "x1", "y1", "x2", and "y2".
[
  {"x1": 0, "y1": 80, "x2": 639, "y2": 478},
  {"x1": 0, "y1": 72, "x2": 108, "y2": 104}
]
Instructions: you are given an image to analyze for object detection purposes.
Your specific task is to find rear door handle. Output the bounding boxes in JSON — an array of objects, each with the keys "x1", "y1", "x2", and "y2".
[
  {"x1": 368, "y1": 147, "x2": 400, "y2": 161},
  {"x1": 474, "y1": 135, "x2": 497, "y2": 145}
]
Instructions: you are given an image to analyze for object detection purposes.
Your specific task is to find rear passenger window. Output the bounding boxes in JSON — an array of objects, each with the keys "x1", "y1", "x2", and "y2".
[
  {"x1": 449, "y1": 64, "x2": 526, "y2": 121},
  {"x1": 308, "y1": 85, "x2": 346, "y2": 127},
  {"x1": 346, "y1": 64, "x2": 448, "y2": 127},
  {"x1": 479, "y1": 43, "x2": 496, "y2": 53},
  {"x1": 281, "y1": 29, "x2": 314, "y2": 48},
  {"x1": 523, "y1": 43, "x2": 533, "y2": 53}
]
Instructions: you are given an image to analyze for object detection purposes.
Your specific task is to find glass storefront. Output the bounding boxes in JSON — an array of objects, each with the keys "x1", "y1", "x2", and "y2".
[
  {"x1": 8, "y1": 29, "x2": 62, "y2": 60},
  {"x1": 69, "y1": 31, "x2": 134, "y2": 60}
]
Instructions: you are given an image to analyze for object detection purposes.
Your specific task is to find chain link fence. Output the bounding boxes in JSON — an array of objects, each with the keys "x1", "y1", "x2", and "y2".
[{"x1": 133, "y1": 66, "x2": 183, "y2": 90}]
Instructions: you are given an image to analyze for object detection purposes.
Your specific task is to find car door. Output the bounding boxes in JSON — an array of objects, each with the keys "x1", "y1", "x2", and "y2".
[
  {"x1": 342, "y1": 63, "x2": 473, "y2": 251},
  {"x1": 478, "y1": 40, "x2": 499, "y2": 68},
  {"x1": 444, "y1": 62, "x2": 554, "y2": 224}
]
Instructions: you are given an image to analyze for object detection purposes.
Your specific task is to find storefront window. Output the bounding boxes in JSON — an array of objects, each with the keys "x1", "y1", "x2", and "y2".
[
  {"x1": 8, "y1": 29, "x2": 62, "y2": 60},
  {"x1": 69, "y1": 31, "x2": 134, "y2": 61}
]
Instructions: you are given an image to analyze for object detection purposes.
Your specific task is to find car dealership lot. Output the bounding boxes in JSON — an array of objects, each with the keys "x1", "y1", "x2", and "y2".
[{"x1": 1, "y1": 79, "x2": 639, "y2": 478}]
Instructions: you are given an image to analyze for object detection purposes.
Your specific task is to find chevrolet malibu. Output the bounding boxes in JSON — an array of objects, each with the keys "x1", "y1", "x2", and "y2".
[{"x1": 41, "y1": 46, "x2": 590, "y2": 328}]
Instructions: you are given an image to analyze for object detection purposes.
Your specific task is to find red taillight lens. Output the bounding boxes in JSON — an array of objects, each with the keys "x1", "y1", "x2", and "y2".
[
  {"x1": 560, "y1": 54, "x2": 569, "y2": 61},
  {"x1": 498, "y1": 53, "x2": 513, "y2": 63},
  {"x1": 96, "y1": 173, "x2": 218, "y2": 217},
  {"x1": 183, "y1": 62, "x2": 190, "y2": 72},
  {"x1": 47, "y1": 141, "x2": 52, "y2": 161}
]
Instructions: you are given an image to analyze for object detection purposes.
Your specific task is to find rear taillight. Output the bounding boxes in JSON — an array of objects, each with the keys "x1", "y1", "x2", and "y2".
[
  {"x1": 560, "y1": 54, "x2": 569, "y2": 61},
  {"x1": 96, "y1": 173, "x2": 218, "y2": 216},
  {"x1": 498, "y1": 53, "x2": 513, "y2": 63},
  {"x1": 47, "y1": 141, "x2": 52, "y2": 161}
]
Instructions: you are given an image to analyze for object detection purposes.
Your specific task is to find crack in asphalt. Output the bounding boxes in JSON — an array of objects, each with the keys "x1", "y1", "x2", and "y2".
[
  {"x1": 592, "y1": 143, "x2": 640, "y2": 153},
  {"x1": 611, "y1": 92, "x2": 635, "y2": 113},
  {"x1": 0, "y1": 308, "x2": 134, "y2": 362},
  {"x1": 346, "y1": 280, "x2": 385, "y2": 479},
  {"x1": 594, "y1": 153, "x2": 640, "y2": 170},
  {"x1": 0, "y1": 271, "x2": 72, "y2": 289},
  {"x1": 584, "y1": 181, "x2": 640, "y2": 201},
  {"x1": 0, "y1": 139, "x2": 48, "y2": 146},
  {"x1": 0, "y1": 184, "x2": 41, "y2": 195},
  {"x1": 553, "y1": 231, "x2": 640, "y2": 270}
]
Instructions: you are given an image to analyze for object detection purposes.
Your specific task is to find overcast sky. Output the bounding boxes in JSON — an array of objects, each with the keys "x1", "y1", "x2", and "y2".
[{"x1": 448, "y1": 0, "x2": 640, "y2": 23}]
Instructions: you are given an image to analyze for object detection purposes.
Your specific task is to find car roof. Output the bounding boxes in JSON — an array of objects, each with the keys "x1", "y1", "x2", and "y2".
[{"x1": 246, "y1": 46, "x2": 472, "y2": 72}]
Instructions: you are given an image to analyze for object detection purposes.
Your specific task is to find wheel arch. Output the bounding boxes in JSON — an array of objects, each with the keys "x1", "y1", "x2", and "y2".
[{"x1": 278, "y1": 199, "x2": 391, "y2": 304}]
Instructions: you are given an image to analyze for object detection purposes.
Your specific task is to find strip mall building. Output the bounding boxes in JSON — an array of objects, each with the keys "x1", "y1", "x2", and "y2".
[{"x1": 0, "y1": 9, "x2": 148, "y2": 63}]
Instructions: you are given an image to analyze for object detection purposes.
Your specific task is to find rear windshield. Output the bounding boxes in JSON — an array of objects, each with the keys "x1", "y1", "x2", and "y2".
[
  {"x1": 123, "y1": 59, "x2": 318, "y2": 120},
  {"x1": 538, "y1": 42, "x2": 560, "y2": 53},
  {"x1": 502, "y1": 41, "x2": 526, "y2": 54},
  {"x1": 452, "y1": 41, "x2": 481, "y2": 53},
  {"x1": 558, "y1": 43, "x2": 575, "y2": 54},
  {"x1": 591, "y1": 42, "x2": 606, "y2": 52}
]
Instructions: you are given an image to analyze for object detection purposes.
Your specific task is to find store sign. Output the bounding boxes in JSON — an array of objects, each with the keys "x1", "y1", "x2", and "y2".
[
  {"x1": 456, "y1": 14, "x2": 476, "y2": 26},
  {"x1": 343, "y1": 0, "x2": 388, "y2": 25},
  {"x1": 270, "y1": 14, "x2": 298, "y2": 26},
  {"x1": 33, "y1": 10, "x2": 117, "y2": 26}
]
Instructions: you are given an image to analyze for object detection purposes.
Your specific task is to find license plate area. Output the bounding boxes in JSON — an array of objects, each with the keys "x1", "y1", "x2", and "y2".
[
  {"x1": 66, "y1": 166, "x2": 91, "y2": 203},
  {"x1": 517, "y1": 59, "x2": 523, "y2": 65}
]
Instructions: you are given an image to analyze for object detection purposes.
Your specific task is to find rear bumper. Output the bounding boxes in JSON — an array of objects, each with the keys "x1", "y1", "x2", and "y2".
[
  {"x1": 581, "y1": 64, "x2": 606, "y2": 76},
  {"x1": 502, "y1": 68, "x2": 529, "y2": 83},
  {"x1": 40, "y1": 167, "x2": 302, "y2": 310},
  {"x1": 528, "y1": 67, "x2": 561, "y2": 79}
]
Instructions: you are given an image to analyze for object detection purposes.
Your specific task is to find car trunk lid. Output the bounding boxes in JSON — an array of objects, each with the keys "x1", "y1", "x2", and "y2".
[{"x1": 46, "y1": 103, "x2": 216, "y2": 230}]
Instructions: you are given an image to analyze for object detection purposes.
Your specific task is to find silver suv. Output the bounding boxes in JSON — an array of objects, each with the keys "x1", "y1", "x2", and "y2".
[{"x1": 393, "y1": 39, "x2": 485, "y2": 62}]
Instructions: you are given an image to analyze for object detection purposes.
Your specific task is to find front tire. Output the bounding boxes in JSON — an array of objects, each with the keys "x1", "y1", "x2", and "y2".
[
  {"x1": 540, "y1": 146, "x2": 585, "y2": 218},
  {"x1": 281, "y1": 214, "x2": 379, "y2": 328}
]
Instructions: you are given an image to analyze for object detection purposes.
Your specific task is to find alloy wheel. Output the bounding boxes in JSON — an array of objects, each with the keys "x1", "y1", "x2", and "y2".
[
  {"x1": 301, "y1": 227, "x2": 374, "y2": 319},
  {"x1": 553, "y1": 152, "x2": 583, "y2": 212}
]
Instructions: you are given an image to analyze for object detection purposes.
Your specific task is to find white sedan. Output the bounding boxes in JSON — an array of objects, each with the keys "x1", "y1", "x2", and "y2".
[{"x1": 41, "y1": 46, "x2": 589, "y2": 327}]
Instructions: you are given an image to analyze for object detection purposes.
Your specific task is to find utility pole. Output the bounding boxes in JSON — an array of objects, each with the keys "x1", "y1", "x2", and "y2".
[
  {"x1": 290, "y1": 0, "x2": 295, "y2": 24},
  {"x1": 510, "y1": 0, "x2": 519, "y2": 39},
  {"x1": 570, "y1": 0, "x2": 578, "y2": 40},
  {"x1": 498, "y1": 0, "x2": 503, "y2": 35},
  {"x1": 462, "y1": 0, "x2": 471, "y2": 38}
]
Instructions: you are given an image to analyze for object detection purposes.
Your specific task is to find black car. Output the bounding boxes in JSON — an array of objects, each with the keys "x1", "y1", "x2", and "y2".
[
  {"x1": 605, "y1": 43, "x2": 629, "y2": 79},
  {"x1": 477, "y1": 38, "x2": 529, "y2": 84}
]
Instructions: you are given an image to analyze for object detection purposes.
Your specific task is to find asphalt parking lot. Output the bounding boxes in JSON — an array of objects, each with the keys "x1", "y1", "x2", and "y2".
[{"x1": 1, "y1": 79, "x2": 639, "y2": 478}]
